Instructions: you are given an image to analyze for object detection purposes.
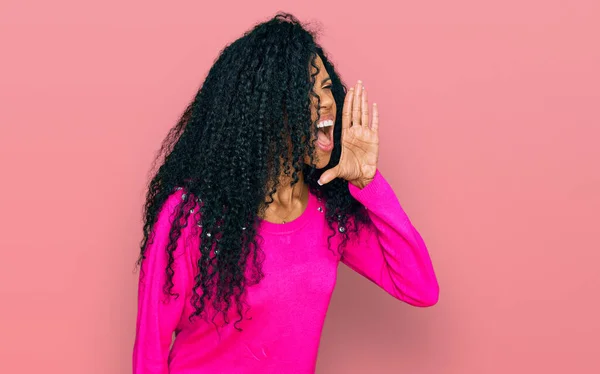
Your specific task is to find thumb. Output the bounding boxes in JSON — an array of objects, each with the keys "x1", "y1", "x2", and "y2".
[{"x1": 318, "y1": 166, "x2": 340, "y2": 186}]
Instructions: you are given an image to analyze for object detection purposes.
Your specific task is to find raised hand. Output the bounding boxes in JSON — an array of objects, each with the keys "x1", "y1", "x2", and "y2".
[{"x1": 318, "y1": 80, "x2": 379, "y2": 189}]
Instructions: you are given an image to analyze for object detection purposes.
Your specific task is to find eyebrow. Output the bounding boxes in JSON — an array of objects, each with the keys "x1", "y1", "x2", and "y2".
[{"x1": 322, "y1": 77, "x2": 332, "y2": 84}]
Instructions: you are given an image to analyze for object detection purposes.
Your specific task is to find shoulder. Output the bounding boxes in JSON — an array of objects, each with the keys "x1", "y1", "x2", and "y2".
[
  {"x1": 158, "y1": 187, "x2": 200, "y2": 224},
  {"x1": 146, "y1": 188, "x2": 201, "y2": 262},
  {"x1": 151, "y1": 187, "x2": 202, "y2": 246},
  {"x1": 152, "y1": 189, "x2": 183, "y2": 231}
]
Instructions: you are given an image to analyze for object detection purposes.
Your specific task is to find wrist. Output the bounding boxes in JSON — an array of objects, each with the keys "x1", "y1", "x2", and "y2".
[{"x1": 349, "y1": 176, "x2": 374, "y2": 190}]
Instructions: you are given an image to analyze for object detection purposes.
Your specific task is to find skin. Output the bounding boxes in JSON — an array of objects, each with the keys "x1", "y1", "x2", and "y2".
[
  {"x1": 305, "y1": 54, "x2": 338, "y2": 169},
  {"x1": 261, "y1": 54, "x2": 380, "y2": 224}
]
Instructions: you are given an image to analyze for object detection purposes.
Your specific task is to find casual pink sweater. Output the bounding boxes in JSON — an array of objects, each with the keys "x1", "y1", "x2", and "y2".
[{"x1": 133, "y1": 169, "x2": 439, "y2": 373}]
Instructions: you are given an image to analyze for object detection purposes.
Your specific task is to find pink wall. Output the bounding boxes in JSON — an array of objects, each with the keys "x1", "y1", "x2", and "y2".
[{"x1": 1, "y1": 1, "x2": 599, "y2": 373}]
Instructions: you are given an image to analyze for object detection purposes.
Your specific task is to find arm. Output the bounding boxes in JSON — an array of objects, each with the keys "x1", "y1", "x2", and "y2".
[
  {"x1": 341, "y1": 169, "x2": 439, "y2": 307},
  {"x1": 133, "y1": 191, "x2": 193, "y2": 373}
]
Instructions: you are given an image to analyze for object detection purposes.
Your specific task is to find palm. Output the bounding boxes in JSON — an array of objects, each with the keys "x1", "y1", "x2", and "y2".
[
  {"x1": 320, "y1": 80, "x2": 380, "y2": 186},
  {"x1": 338, "y1": 122, "x2": 379, "y2": 182}
]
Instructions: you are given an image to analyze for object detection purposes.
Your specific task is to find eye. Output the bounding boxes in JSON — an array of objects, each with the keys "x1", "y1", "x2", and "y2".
[{"x1": 323, "y1": 85, "x2": 332, "y2": 90}]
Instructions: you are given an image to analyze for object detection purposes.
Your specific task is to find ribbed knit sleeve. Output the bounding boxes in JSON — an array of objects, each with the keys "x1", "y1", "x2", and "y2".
[
  {"x1": 342, "y1": 170, "x2": 439, "y2": 307},
  {"x1": 133, "y1": 190, "x2": 195, "y2": 373}
]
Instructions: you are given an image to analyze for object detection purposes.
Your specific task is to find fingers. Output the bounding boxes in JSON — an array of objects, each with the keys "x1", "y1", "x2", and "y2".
[
  {"x1": 318, "y1": 165, "x2": 340, "y2": 186},
  {"x1": 343, "y1": 79, "x2": 372, "y2": 128},
  {"x1": 352, "y1": 80, "x2": 362, "y2": 126},
  {"x1": 372, "y1": 102, "x2": 379, "y2": 131},
  {"x1": 342, "y1": 87, "x2": 354, "y2": 130},
  {"x1": 361, "y1": 87, "x2": 369, "y2": 127}
]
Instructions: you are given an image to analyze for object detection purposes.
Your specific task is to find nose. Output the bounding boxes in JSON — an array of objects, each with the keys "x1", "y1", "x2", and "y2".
[{"x1": 319, "y1": 94, "x2": 334, "y2": 110}]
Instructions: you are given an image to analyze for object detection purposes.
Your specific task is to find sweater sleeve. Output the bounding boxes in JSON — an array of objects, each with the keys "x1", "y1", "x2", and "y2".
[
  {"x1": 341, "y1": 169, "x2": 439, "y2": 307},
  {"x1": 133, "y1": 190, "x2": 194, "y2": 373}
]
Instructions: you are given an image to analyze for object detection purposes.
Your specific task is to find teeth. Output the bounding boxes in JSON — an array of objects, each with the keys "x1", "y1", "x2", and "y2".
[{"x1": 316, "y1": 119, "x2": 334, "y2": 129}]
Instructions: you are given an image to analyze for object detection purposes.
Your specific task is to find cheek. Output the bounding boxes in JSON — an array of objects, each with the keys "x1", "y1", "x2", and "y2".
[{"x1": 310, "y1": 98, "x2": 318, "y2": 119}]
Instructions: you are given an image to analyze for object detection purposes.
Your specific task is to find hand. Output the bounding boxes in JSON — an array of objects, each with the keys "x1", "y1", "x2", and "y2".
[{"x1": 318, "y1": 80, "x2": 379, "y2": 188}]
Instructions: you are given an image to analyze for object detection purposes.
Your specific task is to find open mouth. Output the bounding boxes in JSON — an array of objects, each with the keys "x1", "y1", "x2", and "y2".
[{"x1": 316, "y1": 119, "x2": 334, "y2": 152}]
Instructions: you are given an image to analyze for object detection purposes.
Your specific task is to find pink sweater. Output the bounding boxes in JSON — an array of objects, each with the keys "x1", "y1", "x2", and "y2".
[{"x1": 133, "y1": 169, "x2": 439, "y2": 373}]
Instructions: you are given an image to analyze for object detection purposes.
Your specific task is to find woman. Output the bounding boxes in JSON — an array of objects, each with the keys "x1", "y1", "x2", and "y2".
[{"x1": 133, "y1": 12, "x2": 439, "y2": 374}]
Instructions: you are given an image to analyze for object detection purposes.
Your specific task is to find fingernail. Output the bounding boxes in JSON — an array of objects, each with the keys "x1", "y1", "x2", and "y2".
[{"x1": 318, "y1": 180, "x2": 323, "y2": 186}]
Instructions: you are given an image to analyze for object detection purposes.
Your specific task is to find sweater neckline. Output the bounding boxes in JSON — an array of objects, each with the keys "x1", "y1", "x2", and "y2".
[{"x1": 257, "y1": 189, "x2": 321, "y2": 235}]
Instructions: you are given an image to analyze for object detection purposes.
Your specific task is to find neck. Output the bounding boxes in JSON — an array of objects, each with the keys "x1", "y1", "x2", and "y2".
[
  {"x1": 258, "y1": 169, "x2": 309, "y2": 224},
  {"x1": 267, "y1": 171, "x2": 306, "y2": 209}
]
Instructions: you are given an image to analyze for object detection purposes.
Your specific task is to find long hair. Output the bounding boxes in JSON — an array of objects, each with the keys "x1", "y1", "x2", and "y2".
[{"x1": 137, "y1": 12, "x2": 371, "y2": 330}]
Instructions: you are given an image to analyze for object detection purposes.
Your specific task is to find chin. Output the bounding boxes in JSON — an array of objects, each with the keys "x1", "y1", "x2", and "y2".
[{"x1": 314, "y1": 152, "x2": 332, "y2": 169}]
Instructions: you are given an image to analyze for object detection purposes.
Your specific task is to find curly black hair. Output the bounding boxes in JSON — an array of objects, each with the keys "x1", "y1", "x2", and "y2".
[{"x1": 137, "y1": 12, "x2": 371, "y2": 330}]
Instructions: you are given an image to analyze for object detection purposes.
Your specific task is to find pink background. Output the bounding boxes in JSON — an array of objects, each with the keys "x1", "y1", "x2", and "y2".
[{"x1": 1, "y1": 1, "x2": 599, "y2": 373}]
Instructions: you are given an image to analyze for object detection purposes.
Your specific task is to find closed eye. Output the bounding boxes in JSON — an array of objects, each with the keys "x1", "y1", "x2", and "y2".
[{"x1": 323, "y1": 85, "x2": 332, "y2": 90}]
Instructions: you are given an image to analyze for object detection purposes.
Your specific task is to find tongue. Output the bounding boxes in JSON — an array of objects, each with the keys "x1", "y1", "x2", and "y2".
[{"x1": 317, "y1": 129, "x2": 331, "y2": 145}]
